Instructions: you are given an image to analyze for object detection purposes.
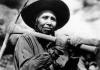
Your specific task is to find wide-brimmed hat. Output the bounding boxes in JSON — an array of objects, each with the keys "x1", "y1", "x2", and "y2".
[{"x1": 21, "y1": 0, "x2": 70, "y2": 30}]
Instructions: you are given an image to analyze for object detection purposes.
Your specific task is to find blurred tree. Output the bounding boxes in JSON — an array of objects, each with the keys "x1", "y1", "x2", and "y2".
[{"x1": 0, "y1": 0, "x2": 24, "y2": 10}]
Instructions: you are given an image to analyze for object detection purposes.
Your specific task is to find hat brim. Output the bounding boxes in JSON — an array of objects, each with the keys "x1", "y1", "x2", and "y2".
[{"x1": 21, "y1": 0, "x2": 70, "y2": 30}]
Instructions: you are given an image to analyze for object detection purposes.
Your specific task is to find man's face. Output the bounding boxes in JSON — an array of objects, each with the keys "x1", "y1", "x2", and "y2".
[{"x1": 36, "y1": 11, "x2": 57, "y2": 34}]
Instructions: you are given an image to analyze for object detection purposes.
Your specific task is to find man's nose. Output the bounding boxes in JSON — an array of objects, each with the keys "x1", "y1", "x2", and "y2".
[{"x1": 46, "y1": 18, "x2": 52, "y2": 24}]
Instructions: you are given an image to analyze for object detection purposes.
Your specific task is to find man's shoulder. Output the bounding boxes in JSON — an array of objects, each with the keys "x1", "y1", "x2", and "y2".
[
  {"x1": 21, "y1": 33, "x2": 36, "y2": 38},
  {"x1": 16, "y1": 33, "x2": 37, "y2": 43},
  {"x1": 9, "y1": 33, "x2": 36, "y2": 46},
  {"x1": 9, "y1": 34, "x2": 22, "y2": 45}
]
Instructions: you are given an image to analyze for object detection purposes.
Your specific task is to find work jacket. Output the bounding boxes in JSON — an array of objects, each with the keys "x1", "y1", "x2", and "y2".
[{"x1": 14, "y1": 33, "x2": 63, "y2": 70}]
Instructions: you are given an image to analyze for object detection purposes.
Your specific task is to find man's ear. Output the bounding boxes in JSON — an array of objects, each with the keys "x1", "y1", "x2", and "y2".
[
  {"x1": 36, "y1": 16, "x2": 39, "y2": 23},
  {"x1": 35, "y1": 17, "x2": 39, "y2": 26}
]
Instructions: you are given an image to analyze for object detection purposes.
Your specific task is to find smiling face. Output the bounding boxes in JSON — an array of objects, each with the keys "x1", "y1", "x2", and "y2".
[{"x1": 36, "y1": 11, "x2": 57, "y2": 35}]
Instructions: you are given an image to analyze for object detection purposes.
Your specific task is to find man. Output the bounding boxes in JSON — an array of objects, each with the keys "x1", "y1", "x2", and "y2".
[
  {"x1": 14, "y1": 0, "x2": 70, "y2": 70},
  {"x1": 14, "y1": 0, "x2": 100, "y2": 70}
]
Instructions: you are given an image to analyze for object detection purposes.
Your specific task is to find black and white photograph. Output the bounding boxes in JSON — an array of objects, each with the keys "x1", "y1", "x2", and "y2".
[{"x1": 0, "y1": 0, "x2": 100, "y2": 70}]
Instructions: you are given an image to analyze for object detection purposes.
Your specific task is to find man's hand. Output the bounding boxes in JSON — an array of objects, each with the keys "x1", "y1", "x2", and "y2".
[
  {"x1": 55, "y1": 34, "x2": 69, "y2": 48},
  {"x1": 33, "y1": 52, "x2": 53, "y2": 69},
  {"x1": 55, "y1": 34, "x2": 83, "y2": 48}
]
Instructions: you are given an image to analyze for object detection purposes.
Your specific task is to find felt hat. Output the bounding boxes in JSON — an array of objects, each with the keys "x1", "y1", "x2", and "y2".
[{"x1": 21, "y1": 0, "x2": 70, "y2": 30}]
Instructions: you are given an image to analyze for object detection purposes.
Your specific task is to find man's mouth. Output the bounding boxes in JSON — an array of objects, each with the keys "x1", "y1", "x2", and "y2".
[{"x1": 43, "y1": 27, "x2": 52, "y2": 30}]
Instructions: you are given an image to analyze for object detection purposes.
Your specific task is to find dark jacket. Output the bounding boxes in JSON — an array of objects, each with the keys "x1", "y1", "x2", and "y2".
[{"x1": 14, "y1": 33, "x2": 60, "y2": 70}]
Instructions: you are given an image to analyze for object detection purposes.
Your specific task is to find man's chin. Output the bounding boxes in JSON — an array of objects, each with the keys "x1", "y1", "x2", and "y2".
[{"x1": 42, "y1": 30, "x2": 52, "y2": 35}]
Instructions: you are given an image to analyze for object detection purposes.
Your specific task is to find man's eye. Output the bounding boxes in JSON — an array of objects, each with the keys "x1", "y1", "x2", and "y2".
[
  {"x1": 42, "y1": 16, "x2": 48, "y2": 19},
  {"x1": 51, "y1": 17, "x2": 56, "y2": 21}
]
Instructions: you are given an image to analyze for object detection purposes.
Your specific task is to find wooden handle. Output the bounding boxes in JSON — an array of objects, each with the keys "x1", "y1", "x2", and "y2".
[
  {"x1": 31, "y1": 32, "x2": 56, "y2": 41},
  {"x1": 0, "y1": 33, "x2": 10, "y2": 59}
]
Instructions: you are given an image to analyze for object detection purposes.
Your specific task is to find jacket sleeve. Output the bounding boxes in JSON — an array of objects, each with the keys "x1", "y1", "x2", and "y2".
[{"x1": 14, "y1": 35, "x2": 52, "y2": 70}]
